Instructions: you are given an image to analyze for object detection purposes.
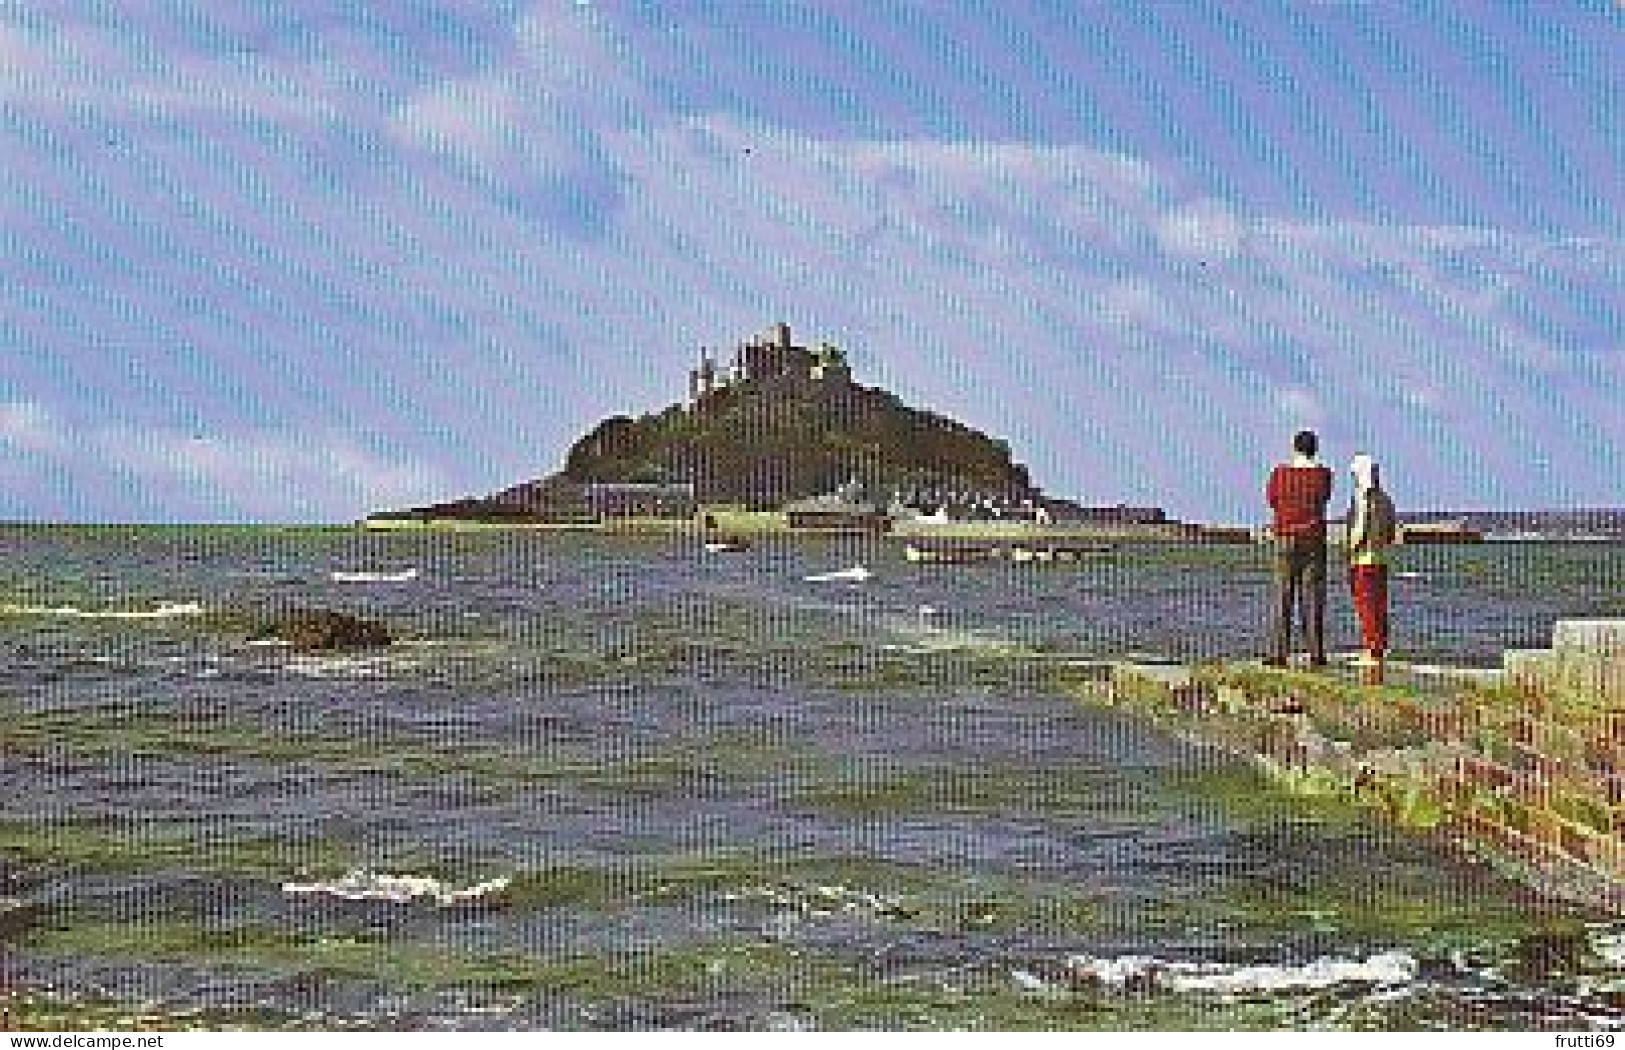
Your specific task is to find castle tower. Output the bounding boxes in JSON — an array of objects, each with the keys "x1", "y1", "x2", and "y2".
[
  {"x1": 689, "y1": 349, "x2": 720, "y2": 406},
  {"x1": 811, "y1": 342, "x2": 851, "y2": 383}
]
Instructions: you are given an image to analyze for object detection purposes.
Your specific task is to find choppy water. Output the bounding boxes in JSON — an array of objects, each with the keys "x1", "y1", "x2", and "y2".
[{"x1": 1, "y1": 526, "x2": 1623, "y2": 1031}]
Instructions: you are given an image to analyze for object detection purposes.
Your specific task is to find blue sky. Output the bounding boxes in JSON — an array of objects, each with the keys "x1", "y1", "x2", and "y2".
[{"x1": 1, "y1": 1, "x2": 1620, "y2": 523}]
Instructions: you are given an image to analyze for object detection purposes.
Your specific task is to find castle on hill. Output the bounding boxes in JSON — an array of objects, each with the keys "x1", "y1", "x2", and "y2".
[
  {"x1": 364, "y1": 320, "x2": 1209, "y2": 536},
  {"x1": 688, "y1": 321, "x2": 851, "y2": 407}
]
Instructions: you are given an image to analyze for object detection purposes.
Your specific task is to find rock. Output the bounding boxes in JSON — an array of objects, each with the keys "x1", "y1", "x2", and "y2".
[
  {"x1": 265, "y1": 609, "x2": 393, "y2": 651},
  {"x1": 0, "y1": 898, "x2": 48, "y2": 939},
  {"x1": 1512, "y1": 925, "x2": 1591, "y2": 976}
]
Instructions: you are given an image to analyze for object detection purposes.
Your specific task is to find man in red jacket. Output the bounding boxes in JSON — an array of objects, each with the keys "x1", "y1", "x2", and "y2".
[{"x1": 1265, "y1": 429, "x2": 1334, "y2": 667}]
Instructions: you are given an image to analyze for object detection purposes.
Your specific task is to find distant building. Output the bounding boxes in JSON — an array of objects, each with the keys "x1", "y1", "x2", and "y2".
[
  {"x1": 688, "y1": 351, "x2": 721, "y2": 404},
  {"x1": 1399, "y1": 519, "x2": 1484, "y2": 544},
  {"x1": 810, "y1": 342, "x2": 851, "y2": 382},
  {"x1": 783, "y1": 480, "x2": 890, "y2": 532},
  {"x1": 1045, "y1": 503, "x2": 1169, "y2": 526},
  {"x1": 687, "y1": 322, "x2": 852, "y2": 408}
]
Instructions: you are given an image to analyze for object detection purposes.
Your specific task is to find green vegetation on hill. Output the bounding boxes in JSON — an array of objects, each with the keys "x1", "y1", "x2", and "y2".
[
  {"x1": 557, "y1": 378, "x2": 1034, "y2": 507},
  {"x1": 370, "y1": 328, "x2": 1044, "y2": 521}
]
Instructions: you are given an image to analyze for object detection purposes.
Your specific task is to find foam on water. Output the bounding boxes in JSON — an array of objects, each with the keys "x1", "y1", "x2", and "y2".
[
  {"x1": 1063, "y1": 950, "x2": 1419, "y2": 995},
  {"x1": 717, "y1": 882, "x2": 910, "y2": 919},
  {"x1": 282, "y1": 869, "x2": 511, "y2": 906},
  {"x1": 880, "y1": 630, "x2": 1025, "y2": 655},
  {"x1": 330, "y1": 569, "x2": 420, "y2": 583},
  {"x1": 282, "y1": 654, "x2": 422, "y2": 679},
  {"x1": 1594, "y1": 928, "x2": 1625, "y2": 969},
  {"x1": 0, "y1": 600, "x2": 205, "y2": 620}
]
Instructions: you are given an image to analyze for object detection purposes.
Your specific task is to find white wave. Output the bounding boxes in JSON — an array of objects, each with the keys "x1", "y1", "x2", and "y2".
[
  {"x1": 282, "y1": 869, "x2": 510, "y2": 906},
  {"x1": 1065, "y1": 950, "x2": 1417, "y2": 995},
  {"x1": 330, "y1": 568, "x2": 419, "y2": 583},
  {"x1": 1010, "y1": 969, "x2": 1052, "y2": 993},
  {"x1": 282, "y1": 654, "x2": 418, "y2": 678},
  {"x1": 719, "y1": 882, "x2": 908, "y2": 918},
  {"x1": 1595, "y1": 929, "x2": 1625, "y2": 969},
  {"x1": 0, "y1": 600, "x2": 205, "y2": 619},
  {"x1": 805, "y1": 565, "x2": 872, "y2": 583},
  {"x1": 881, "y1": 630, "x2": 1023, "y2": 655}
]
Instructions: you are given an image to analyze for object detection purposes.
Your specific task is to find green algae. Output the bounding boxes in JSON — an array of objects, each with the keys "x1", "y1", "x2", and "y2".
[
  {"x1": 787, "y1": 763, "x2": 1135, "y2": 819},
  {"x1": 19, "y1": 918, "x2": 820, "y2": 1001},
  {"x1": 0, "y1": 818, "x2": 381, "y2": 878},
  {"x1": 0, "y1": 698, "x2": 814, "y2": 795}
]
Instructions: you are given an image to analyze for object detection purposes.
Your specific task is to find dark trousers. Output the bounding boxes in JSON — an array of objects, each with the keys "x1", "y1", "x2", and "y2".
[{"x1": 1271, "y1": 535, "x2": 1327, "y2": 663}]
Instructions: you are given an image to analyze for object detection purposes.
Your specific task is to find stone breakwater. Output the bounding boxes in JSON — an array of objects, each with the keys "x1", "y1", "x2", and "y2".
[{"x1": 1070, "y1": 620, "x2": 1625, "y2": 916}]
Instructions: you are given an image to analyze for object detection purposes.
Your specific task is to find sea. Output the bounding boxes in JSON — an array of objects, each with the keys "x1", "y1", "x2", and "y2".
[{"x1": 1, "y1": 525, "x2": 1623, "y2": 1031}]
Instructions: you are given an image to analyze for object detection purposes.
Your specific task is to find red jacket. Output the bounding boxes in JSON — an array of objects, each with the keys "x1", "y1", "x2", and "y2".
[{"x1": 1267, "y1": 463, "x2": 1333, "y2": 539}]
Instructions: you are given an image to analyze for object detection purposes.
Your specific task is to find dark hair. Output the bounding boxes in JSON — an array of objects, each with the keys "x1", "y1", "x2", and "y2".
[{"x1": 1293, "y1": 430, "x2": 1318, "y2": 457}]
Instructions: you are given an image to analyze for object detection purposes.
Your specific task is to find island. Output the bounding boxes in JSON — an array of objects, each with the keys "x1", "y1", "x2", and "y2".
[{"x1": 362, "y1": 322, "x2": 1246, "y2": 543}]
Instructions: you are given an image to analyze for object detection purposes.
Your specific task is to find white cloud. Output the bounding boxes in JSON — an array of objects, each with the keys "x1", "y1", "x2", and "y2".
[
  {"x1": 1275, "y1": 386, "x2": 1326, "y2": 427},
  {"x1": 389, "y1": 3, "x2": 642, "y2": 186},
  {"x1": 391, "y1": 76, "x2": 527, "y2": 173},
  {"x1": 0, "y1": 23, "x2": 46, "y2": 88},
  {"x1": 2, "y1": 2, "x2": 1622, "y2": 521},
  {"x1": 0, "y1": 400, "x2": 64, "y2": 453},
  {"x1": 92, "y1": 427, "x2": 448, "y2": 521},
  {"x1": 1158, "y1": 198, "x2": 1246, "y2": 260},
  {"x1": 1094, "y1": 280, "x2": 1164, "y2": 329},
  {"x1": 0, "y1": 399, "x2": 446, "y2": 521}
]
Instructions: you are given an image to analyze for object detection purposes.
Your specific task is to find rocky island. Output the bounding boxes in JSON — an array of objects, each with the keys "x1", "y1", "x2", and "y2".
[{"x1": 365, "y1": 322, "x2": 1233, "y2": 540}]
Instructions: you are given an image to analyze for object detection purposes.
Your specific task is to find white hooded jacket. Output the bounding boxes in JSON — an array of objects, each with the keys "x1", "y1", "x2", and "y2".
[{"x1": 1347, "y1": 454, "x2": 1397, "y2": 565}]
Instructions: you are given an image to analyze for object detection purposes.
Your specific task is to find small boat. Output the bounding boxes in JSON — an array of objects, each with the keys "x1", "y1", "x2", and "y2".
[
  {"x1": 330, "y1": 568, "x2": 420, "y2": 583},
  {"x1": 903, "y1": 544, "x2": 996, "y2": 564},
  {"x1": 805, "y1": 565, "x2": 873, "y2": 583},
  {"x1": 704, "y1": 538, "x2": 752, "y2": 554},
  {"x1": 1008, "y1": 543, "x2": 1113, "y2": 563}
]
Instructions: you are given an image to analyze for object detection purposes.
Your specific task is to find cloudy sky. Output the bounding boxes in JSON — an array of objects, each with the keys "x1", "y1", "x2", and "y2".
[{"x1": 1, "y1": 1, "x2": 1620, "y2": 523}]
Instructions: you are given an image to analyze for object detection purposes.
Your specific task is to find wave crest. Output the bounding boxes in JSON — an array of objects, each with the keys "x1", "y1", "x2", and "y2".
[
  {"x1": 0, "y1": 600, "x2": 205, "y2": 619},
  {"x1": 282, "y1": 869, "x2": 511, "y2": 906}
]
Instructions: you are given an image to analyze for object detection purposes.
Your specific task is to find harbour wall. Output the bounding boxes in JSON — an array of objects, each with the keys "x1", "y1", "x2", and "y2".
[{"x1": 1074, "y1": 620, "x2": 1625, "y2": 915}]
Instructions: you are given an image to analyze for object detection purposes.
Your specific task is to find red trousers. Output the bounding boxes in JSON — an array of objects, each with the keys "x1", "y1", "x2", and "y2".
[{"x1": 1349, "y1": 564, "x2": 1389, "y2": 656}]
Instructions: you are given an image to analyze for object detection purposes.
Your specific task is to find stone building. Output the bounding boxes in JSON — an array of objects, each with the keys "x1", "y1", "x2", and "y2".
[{"x1": 687, "y1": 323, "x2": 851, "y2": 408}]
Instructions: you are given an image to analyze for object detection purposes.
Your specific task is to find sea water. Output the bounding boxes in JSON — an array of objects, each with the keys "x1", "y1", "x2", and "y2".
[{"x1": 1, "y1": 526, "x2": 1622, "y2": 1031}]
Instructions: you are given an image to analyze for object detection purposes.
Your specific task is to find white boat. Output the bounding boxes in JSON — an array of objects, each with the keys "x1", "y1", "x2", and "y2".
[
  {"x1": 704, "y1": 539, "x2": 752, "y2": 553},
  {"x1": 904, "y1": 543, "x2": 996, "y2": 564},
  {"x1": 330, "y1": 568, "x2": 420, "y2": 583},
  {"x1": 804, "y1": 565, "x2": 873, "y2": 583}
]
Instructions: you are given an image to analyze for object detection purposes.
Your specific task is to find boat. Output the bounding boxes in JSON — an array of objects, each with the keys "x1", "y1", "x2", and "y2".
[
  {"x1": 903, "y1": 543, "x2": 997, "y2": 564},
  {"x1": 330, "y1": 568, "x2": 420, "y2": 583},
  {"x1": 1007, "y1": 542, "x2": 1114, "y2": 563},
  {"x1": 804, "y1": 565, "x2": 873, "y2": 583},
  {"x1": 703, "y1": 538, "x2": 752, "y2": 553}
]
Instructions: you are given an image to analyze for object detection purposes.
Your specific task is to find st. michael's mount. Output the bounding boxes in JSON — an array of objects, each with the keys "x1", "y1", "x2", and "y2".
[{"x1": 366, "y1": 322, "x2": 1190, "y2": 534}]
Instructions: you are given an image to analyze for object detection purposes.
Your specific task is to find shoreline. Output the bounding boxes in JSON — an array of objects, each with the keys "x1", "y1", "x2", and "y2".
[
  {"x1": 354, "y1": 514, "x2": 1261, "y2": 543},
  {"x1": 1, "y1": 518, "x2": 1620, "y2": 548},
  {"x1": 1083, "y1": 624, "x2": 1625, "y2": 917}
]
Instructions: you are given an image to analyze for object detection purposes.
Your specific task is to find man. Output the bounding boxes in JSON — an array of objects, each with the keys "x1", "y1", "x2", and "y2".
[
  {"x1": 1265, "y1": 430, "x2": 1333, "y2": 667},
  {"x1": 1346, "y1": 453, "x2": 1398, "y2": 679}
]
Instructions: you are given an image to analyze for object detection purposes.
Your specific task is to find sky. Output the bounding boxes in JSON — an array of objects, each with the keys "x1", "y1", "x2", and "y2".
[{"x1": 0, "y1": 0, "x2": 1620, "y2": 524}]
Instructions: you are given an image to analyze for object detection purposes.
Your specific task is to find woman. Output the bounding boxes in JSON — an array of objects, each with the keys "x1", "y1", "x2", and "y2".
[{"x1": 1346, "y1": 453, "x2": 1397, "y2": 674}]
